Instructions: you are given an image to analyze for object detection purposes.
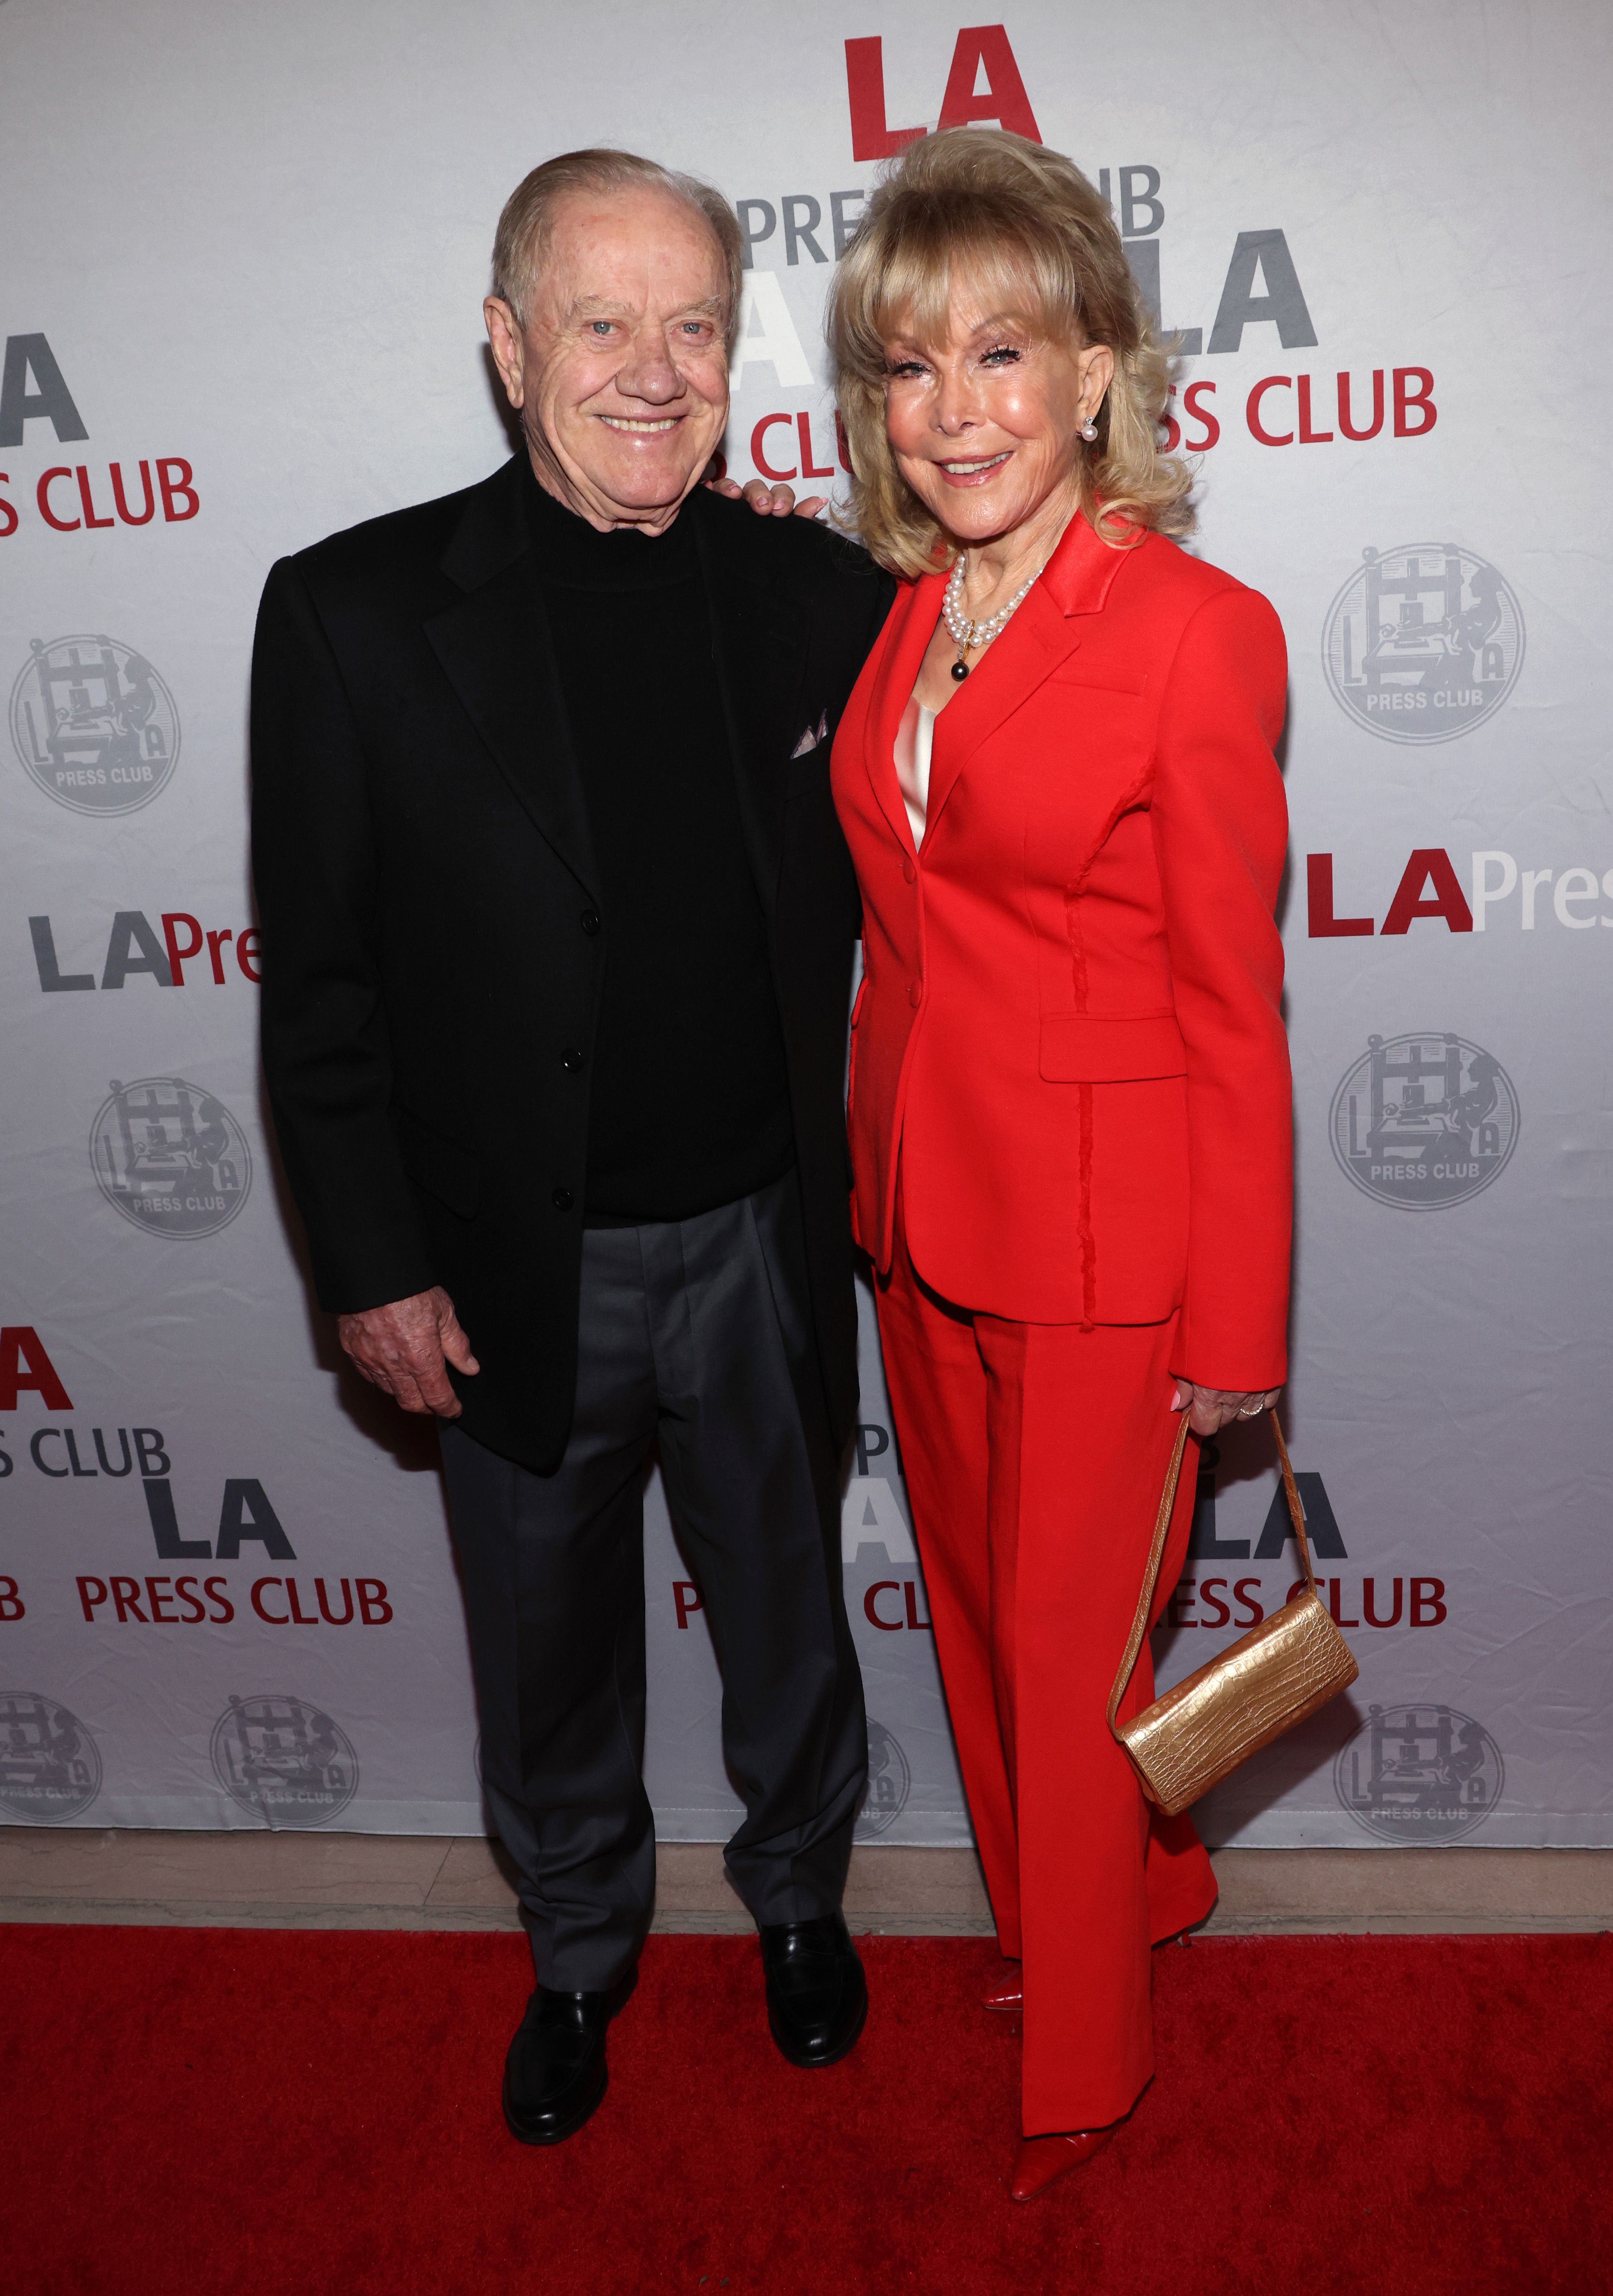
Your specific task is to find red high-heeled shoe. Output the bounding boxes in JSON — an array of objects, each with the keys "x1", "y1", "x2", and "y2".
[
  {"x1": 982, "y1": 1962, "x2": 1023, "y2": 2011},
  {"x1": 1009, "y1": 2125, "x2": 1117, "y2": 2201}
]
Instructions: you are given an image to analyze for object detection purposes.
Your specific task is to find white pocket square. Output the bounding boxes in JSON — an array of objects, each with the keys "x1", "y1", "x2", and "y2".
[{"x1": 791, "y1": 710, "x2": 830, "y2": 759}]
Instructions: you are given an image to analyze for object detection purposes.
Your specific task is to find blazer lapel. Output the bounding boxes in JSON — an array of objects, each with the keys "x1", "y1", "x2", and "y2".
[
  {"x1": 426, "y1": 458, "x2": 600, "y2": 900},
  {"x1": 863, "y1": 570, "x2": 945, "y2": 858},
  {"x1": 921, "y1": 511, "x2": 1133, "y2": 845},
  {"x1": 692, "y1": 491, "x2": 810, "y2": 919}
]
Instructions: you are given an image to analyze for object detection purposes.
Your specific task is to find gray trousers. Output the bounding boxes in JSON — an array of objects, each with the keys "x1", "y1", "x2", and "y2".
[{"x1": 439, "y1": 1171, "x2": 867, "y2": 1991}]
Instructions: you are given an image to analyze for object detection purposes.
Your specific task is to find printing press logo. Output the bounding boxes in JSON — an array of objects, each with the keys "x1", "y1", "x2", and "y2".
[
  {"x1": 211, "y1": 1694, "x2": 358, "y2": 1828},
  {"x1": 1335, "y1": 1702, "x2": 1503, "y2": 1843},
  {"x1": 1329, "y1": 1034, "x2": 1519, "y2": 1210},
  {"x1": 90, "y1": 1076, "x2": 252, "y2": 1238},
  {"x1": 1322, "y1": 545, "x2": 1524, "y2": 745},
  {"x1": 10, "y1": 634, "x2": 179, "y2": 814},
  {"x1": 855, "y1": 1719, "x2": 911, "y2": 1841},
  {"x1": 0, "y1": 1692, "x2": 102, "y2": 1824}
]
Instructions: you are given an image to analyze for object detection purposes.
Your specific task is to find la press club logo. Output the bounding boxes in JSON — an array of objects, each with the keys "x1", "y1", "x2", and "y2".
[
  {"x1": 90, "y1": 1077, "x2": 252, "y2": 1238},
  {"x1": 211, "y1": 1693, "x2": 358, "y2": 1828},
  {"x1": 0, "y1": 1691, "x2": 103, "y2": 1824},
  {"x1": 1335, "y1": 1702, "x2": 1503, "y2": 1842},
  {"x1": 1330, "y1": 1033, "x2": 1520, "y2": 1209},
  {"x1": 1323, "y1": 545, "x2": 1524, "y2": 744},
  {"x1": 10, "y1": 634, "x2": 179, "y2": 813}
]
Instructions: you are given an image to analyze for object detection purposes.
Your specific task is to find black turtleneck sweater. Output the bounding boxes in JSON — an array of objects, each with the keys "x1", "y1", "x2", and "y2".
[{"x1": 525, "y1": 470, "x2": 794, "y2": 1223}]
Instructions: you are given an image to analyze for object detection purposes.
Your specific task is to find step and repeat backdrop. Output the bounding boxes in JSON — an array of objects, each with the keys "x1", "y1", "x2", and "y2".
[{"x1": 2, "y1": 0, "x2": 1609, "y2": 1850}]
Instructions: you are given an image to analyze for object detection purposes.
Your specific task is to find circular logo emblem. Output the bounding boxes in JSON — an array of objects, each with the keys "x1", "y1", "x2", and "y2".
[
  {"x1": 211, "y1": 1694, "x2": 358, "y2": 1827},
  {"x1": 1335, "y1": 1702, "x2": 1503, "y2": 1842},
  {"x1": 0, "y1": 1692, "x2": 102, "y2": 1823},
  {"x1": 1323, "y1": 545, "x2": 1524, "y2": 744},
  {"x1": 10, "y1": 634, "x2": 180, "y2": 813},
  {"x1": 1329, "y1": 1033, "x2": 1519, "y2": 1209},
  {"x1": 855, "y1": 1719, "x2": 912, "y2": 1841},
  {"x1": 90, "y1": 1076, "x2": 253, "y2": 1238}
]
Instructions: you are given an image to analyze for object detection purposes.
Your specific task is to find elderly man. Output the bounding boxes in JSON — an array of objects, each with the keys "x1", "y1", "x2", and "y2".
[{"x1": 251, "y1": 149, "x2": 893, "y2": 2143}]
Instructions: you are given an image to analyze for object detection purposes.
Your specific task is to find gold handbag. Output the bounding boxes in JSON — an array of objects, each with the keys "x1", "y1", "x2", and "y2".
[{"x1": 1107, "y1": 1409, "x2": 1358, "y2": 1818}]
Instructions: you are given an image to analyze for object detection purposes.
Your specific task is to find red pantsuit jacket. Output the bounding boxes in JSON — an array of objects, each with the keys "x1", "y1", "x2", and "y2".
[{"x1": 830, "y1": 511, "x2": 1292, "y2": 1393}]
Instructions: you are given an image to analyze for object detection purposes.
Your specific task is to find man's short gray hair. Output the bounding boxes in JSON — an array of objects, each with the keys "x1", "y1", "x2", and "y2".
[{"x1": 491, "y1": 148, "x2": 744, "y2": 348}]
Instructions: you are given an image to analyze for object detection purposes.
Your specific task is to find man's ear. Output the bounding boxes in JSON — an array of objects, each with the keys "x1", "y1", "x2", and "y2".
[{"x1": 484, "y1": 298, "x2": 526, "y2": 410}]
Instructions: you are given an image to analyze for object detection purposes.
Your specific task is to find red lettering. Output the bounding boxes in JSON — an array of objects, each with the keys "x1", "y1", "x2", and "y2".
[
  {"x1": 937, "y1": 25, "x2": 1040, "y2": 138},
  {"x1": 0, "y1": 1576, "x2": 23, "y2": 1621},
  {"x1": 903, "y1": 1580, "x2": 932, "y2": 1630},
  {"x1": 205, "y1": 928, "x2": 234, "y2": 983},
  {"x1": 1362, "y1": 1576, "x2": 1403, "y2": 1628},
  {"x1": 797, "y1": 412, "x2": 835, "y2": 479},
  {"x1": 110, "y1": 459, "x2": 156, "y2": 525},
  {"x1": 75, "y1": 465, "x2": 114, "y2": 528},
  {"x1": 77, "y1": 1576, "x2": 108, "y2": 1620},
  {"x1": 1233, "y1": 1578, "x2": 1265, "y2": 1627},
  {"x1": 1296, "y1": 376, "x2": 1333, "y2": 445},
  {"x1": 236, "y1": 929, "x2": 261, "y2": 983},
  {"x1": 864, "y1": 1581, "x2": 903, "y2": 1630},
  {"x1": 111, "y1": 1575, "x2": 148, "y2": 1623},
  {"x1": 1410, "y1": 1577, "x2": 1447, "y2": 1627},
  {"x1": 0, "y1": 1327, "x2": 73, "y2": 1411},
  {"x1": 673, "y1": 1581, "x2": 704, "y2": 1629},
  {"x1": 1307, "y1": 854, "x2": 1374, "y2": 938},
  {"x1": 145, "y1": 1575, "x2": 179, "y2": 1623},
  {"x1": 356, "y1": 1577, "x2": 392, "y2": 1625},
  {"x1": 844, "y1": 36, "x2": 925, "y2": 161},
  {"x1": 37, "y1": 467, "x2": 81, "y2": 530},
  {"x1": 288, "y1": 1578, "x2": 319, "y2": 1625},
  {"x1": 175, "y1": 1575, "x2": 207, "y2": 1623},
  {"x1": 1381, "y1": 849, "x2": 1473, "y2": 936},
  {"x1": 0, "y1": 477, "x2": 17, "y2": 540},
  {"x1": 251, "y1": 1576, "x2": 288, "y2": 1623},
  {"x1": 751, "y1": 414, "x2": 797, "y2": 483},
  {"x1": 205, "y1": 1575, "x2": 234, "y2": 1623},
  {"x1": 1393, "y1": 368, "x2": 1436, "y2": 438},
  {"x1": 161, "y1": 912, "x2": 203, "y2": 985},
  {"x1": 1337, "y1": 370, "x2": 1384, "y2": 441},
  {"x1": 1328, "y1": 1578, "x2": 1360, "y2": 1629},
  {"x1": 1167, "y1": 1579, "x2": 1198, "y2": 1627},
  {"x1": 1182, "y1": 380, "x2": 1220, "y2": 451},
  {"x1": 1247, "y1": 377, "x2": 1293, "y2": 447},
  {"x1": 1198, "y1": 1578, "x2": 1231, "y2": 1629},
  {"x1": 316, "y1": 1576, "x2": 354, "y2": 1625},
  {"x1": 157, "y1": 457, "x2": 199, "y2": 521}
]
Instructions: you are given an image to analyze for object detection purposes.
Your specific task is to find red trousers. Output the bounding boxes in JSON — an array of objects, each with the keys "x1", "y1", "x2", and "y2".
[{"x1": 875, "y1": 1208, "x2": 1218, "y2": 2134}]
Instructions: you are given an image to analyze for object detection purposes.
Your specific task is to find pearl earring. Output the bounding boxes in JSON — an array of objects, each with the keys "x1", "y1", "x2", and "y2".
[{"x1": 1080, "y1": 414, "x2": 1099, "y2": 442}]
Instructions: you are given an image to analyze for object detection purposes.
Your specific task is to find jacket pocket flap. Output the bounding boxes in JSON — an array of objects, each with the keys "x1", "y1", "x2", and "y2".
[
  {"x1": 1038, "y1": 1013, "x2": 1187, "y2": 1082},
  {"x1": 394, "y1": 1106, "x2": 481, "y2": 1218}
]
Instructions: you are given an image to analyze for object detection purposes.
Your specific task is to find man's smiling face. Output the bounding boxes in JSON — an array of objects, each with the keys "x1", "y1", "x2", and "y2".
[{"x1": 485, "y1": 184, "x2": 731, "y2": 533}]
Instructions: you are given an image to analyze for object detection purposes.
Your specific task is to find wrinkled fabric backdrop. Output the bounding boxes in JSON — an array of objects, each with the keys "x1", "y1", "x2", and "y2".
[{"x1": 2, "y1": 0, "x2": 1609, "y2": 1852}]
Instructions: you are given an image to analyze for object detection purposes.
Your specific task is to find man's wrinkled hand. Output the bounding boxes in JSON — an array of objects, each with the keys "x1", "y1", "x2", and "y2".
[
  {"x1": 1171, "y1": 1380, "x2": 1282, "y2": 1438},
  {"x1": 338, "y1": 1286, "x2": 479, "y2": 1418},
  {"x1": 700, "y1": 465, "x2": 829, "y2": 520}
]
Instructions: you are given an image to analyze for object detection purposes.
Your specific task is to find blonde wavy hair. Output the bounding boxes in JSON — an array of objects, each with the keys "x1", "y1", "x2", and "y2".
[{"x1": 828, "y1": 128, "x2": 1193, "y2": 574}]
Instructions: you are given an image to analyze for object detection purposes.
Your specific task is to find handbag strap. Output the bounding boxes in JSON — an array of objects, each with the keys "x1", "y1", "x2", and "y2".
[{"x1": 1106, "y1": 1406, "x2": 1321, "y2": 1733}]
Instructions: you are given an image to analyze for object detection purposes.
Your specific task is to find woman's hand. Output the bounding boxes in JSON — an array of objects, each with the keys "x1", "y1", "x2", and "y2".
[
  {"x1": 701, "y1": 466, "x2": 829, "y2": 520},
  {"x1": 1172, "y1": 1381, "x2": 1280, "y2": 1438}
]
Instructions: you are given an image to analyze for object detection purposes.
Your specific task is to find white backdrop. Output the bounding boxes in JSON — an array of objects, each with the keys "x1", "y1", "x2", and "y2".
[{"x1": 3, "y1": 0, "x2": 1610, "y2": 1852}]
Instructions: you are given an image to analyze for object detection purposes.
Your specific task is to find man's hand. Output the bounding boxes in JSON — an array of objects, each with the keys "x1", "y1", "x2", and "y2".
[
  {"x1": 701, "y1": 465, "x2": 828, "y2": 520},
  {"x1": 338, "y1": 1287, "x2": 479, "y2": 1418},
  {"x1": 1172, "y1": 1381, "x2": 1281, "y2": 1438}
]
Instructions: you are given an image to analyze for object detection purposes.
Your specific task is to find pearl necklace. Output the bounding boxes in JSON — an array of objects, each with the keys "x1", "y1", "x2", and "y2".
[{"x1": 942, "y1": 552, "x2": 1043, "y2": 682}]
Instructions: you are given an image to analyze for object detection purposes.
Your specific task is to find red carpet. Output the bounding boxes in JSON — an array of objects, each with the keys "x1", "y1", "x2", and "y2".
[{"x1": 4, "y1": 1925, "x2": 1608, "y2": 2295}]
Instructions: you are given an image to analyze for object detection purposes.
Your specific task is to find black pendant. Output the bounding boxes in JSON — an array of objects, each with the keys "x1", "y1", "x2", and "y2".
[{"x1": 950, "y1": 658, "x2": 970, "y2": 682}]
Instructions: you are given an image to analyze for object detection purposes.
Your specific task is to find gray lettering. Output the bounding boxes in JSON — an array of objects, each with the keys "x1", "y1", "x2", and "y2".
[{"x1": 1207, "y1": 231, "x2": 1318, "y2": 354}]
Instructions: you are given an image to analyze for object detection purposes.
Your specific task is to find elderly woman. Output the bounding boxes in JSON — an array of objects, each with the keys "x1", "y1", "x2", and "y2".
[{"x1": 827, "y1": 129, "x2": 1292, "y2": 2199}]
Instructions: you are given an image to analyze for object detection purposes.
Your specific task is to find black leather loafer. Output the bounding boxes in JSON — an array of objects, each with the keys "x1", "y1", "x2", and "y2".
[
  {"x1": 502, "y1": 1986, "x2": 611, "y2": 2145},
  {"x1": 759, "y1": 1912, "x2": 868, "y2": 2068}
]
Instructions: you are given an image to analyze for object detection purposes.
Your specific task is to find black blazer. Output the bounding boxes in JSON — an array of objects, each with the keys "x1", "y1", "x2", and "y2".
[{"x1": 251, "y1": 455, "x2": 895, "y2": 1473}]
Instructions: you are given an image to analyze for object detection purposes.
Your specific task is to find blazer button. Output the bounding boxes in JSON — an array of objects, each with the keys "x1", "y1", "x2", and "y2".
[
  {"x1": 909, "y1": 982, "x2": 923, "y2": 1008},
  {"x1": 561, "y1": 1047, "x2": 584, "y2": 1073},
  {"x1": 551, "y1": 1187, "x2": 574, "y2": 1211},
  {"x1": 903, "y1": 860, "x2": 916, "y2": 885},
  {"x1": 580, "y1": 910, "x2": 602, "y2": 937}
]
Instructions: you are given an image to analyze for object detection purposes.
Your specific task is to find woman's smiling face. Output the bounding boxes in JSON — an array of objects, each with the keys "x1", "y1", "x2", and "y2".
[{"x1": 880, "y1": 283, "x2": 1113, "y2": 548}]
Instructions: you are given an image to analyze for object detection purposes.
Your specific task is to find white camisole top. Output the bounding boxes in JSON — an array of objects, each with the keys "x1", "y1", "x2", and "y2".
[{"x1": 893, "y1": 694, "x2": 936, "y2": 849}]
